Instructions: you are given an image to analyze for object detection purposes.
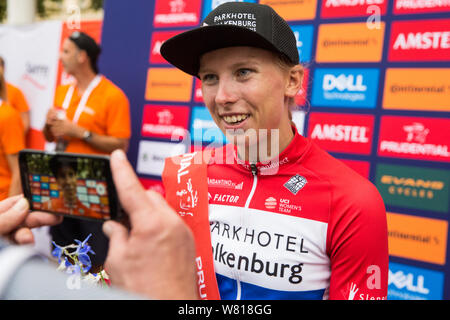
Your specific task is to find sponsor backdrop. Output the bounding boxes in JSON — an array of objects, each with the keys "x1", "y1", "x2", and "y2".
[{"x1": 98, "y1": 0, "x2": 450, "y2": 300}]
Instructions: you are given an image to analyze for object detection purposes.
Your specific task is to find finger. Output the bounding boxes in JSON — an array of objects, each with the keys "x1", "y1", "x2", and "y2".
[
  {"x1": 102, "y1": 221, "x2": 128, "y2": 273},
  {"x1": 24, "y1": 211, "x2": 63, "y2": 228},
  {"x1": 110, "y1": 150, "x2": 158, "y2": 229},
  {"x1": 13, "y1": 227, "x2": 35, "y2": 245},
  {"x1": 0, "y1": 197, "x2": 29, "y2": 235},
  {"x1": 0, "y1": 194, "x2": 24, "y2": 212}
]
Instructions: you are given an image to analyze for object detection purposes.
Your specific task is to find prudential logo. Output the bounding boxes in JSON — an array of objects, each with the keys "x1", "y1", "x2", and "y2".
[{"x1": 311, "y1": 68, "x2": 379, "y2": 108}]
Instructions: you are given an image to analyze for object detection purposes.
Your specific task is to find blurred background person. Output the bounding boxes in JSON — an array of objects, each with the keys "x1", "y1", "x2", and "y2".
[
  {"x1": 0, "y1": 56, "x2": 31, "y2": 135},
  {"x1": 43, "y1": 31, "x2": 131, "y2": 271},
  {"x1": 0, "y1": 80, "x2": 25, "y2": 200}
]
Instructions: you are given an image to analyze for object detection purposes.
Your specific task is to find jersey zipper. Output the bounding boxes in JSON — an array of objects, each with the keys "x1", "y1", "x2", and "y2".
[{"x1": 236, "y1": 163, "x2": 258, "y2": 300}]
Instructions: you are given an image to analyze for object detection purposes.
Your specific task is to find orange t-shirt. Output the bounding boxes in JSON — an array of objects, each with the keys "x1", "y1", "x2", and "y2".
[
  {"x1": 0, "y1": 100, "x2": 25, "y2": 200},
  {"x1": 53, "y1": 76, "x2": 131, "y2": 155},
  {"x1": 6, "y1": 82, "x2": 30, "y2": 113}
]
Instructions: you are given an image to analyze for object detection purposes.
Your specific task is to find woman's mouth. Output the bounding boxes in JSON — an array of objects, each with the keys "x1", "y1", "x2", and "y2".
[{"x1": 222, "y1": 114, "x2": 249, "y2": 125}]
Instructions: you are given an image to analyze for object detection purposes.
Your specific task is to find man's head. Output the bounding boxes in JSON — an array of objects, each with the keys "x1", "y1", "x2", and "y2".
[
  {"x1": 49, "y1": 156, "x2": 78, "y2": 205},
  {"x1": 60, "y1": 31, "x2": 101, "y2": 75}
]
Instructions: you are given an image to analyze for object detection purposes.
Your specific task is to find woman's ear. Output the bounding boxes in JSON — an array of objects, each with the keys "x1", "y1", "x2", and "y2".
[{"x1": 285, "y1": 65, "x2": 304, "y2": 98}]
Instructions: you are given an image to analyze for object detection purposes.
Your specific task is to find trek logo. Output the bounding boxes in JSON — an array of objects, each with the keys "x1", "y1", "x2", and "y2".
[
  {"x1": 308, "y1": 112, "x2": 374, "y2": 155},
  {"x1": 311, "y1": 68, "x2": 379, "y2": 108},
  {"x1": 284, "y1": 175, "x2": 307, "y2": 195},
  {"x1": 388, "y1": 262, "x2": 444, "y2": 300},
  {"x1": 321, "y1": 0, "x2": 387, "y2": 18},
  {"x1": 388, "y1": 19, "x2": 450, "y2": 62},
  {"x1": 153, "y1": 0, "x2": 202, "y2": 27},
  {"x1": 378, "y1": 116, "x2": 450, "y2": 162},
  {"x1": 141, "y1": 105, "x2": 190, "y2": 140},
  {"x1": 394, "y1": 0, "x2": 450, "y2": 14}
]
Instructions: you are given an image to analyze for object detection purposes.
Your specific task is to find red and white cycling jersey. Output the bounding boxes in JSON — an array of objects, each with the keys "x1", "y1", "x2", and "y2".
[{"x1": 167, "y1": 126, "x2": 389, "y2": 300}]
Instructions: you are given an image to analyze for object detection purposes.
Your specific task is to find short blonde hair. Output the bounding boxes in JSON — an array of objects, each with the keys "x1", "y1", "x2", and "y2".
[{"x1": 274, "y1": 53, "x2": 305, "y2": 120}]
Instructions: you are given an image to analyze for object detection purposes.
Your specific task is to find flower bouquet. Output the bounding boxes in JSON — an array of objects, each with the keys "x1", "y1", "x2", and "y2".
[{"x1": 52, "y1": 233, "x2": 110, "y2": 288}]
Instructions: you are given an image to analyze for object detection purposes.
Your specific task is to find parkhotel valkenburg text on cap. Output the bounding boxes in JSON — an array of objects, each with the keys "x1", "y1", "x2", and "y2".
[{"x1": 160, "y1": 2, "x2": 300, "y2": 77}]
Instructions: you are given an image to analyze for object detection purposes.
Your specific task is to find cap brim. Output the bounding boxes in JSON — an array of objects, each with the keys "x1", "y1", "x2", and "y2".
[{"x1": 160, "y1": 25, "x2": 282, "y2": 77}]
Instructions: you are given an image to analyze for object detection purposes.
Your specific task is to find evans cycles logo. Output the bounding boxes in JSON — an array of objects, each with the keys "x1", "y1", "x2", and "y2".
[
  {"x1": 311, "y1": 68, "x2": 379, "y2": 108},
  {"x1": 376, "y1": 164, "x2": 449, "y2": 213},
  {"x1": 378, "y1": 116, "x2": 450, "y2": 162}
]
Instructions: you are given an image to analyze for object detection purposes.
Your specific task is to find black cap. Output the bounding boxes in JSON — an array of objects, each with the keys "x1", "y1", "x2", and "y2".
[
  {"x1": 69, "y1": 31, "x2": 101, "y2": 73},
  {"x1": 160, "y1": 2, "x2": 299, "y2": 77}
]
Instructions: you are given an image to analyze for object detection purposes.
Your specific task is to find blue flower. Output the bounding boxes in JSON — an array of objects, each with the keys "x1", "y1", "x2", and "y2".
[{"x1": 51, "y1": 242, "x2": 64, "y2": 263}]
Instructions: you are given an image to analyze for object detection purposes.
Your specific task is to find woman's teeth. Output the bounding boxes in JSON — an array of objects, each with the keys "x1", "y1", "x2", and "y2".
[{"x1": 223, "y1": 114, "x2": 249, "y2": 124}]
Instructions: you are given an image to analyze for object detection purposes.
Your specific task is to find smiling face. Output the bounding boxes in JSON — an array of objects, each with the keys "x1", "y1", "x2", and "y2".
[{"x1": 199, "y1": 46, "x2": 301, "y2": 162}]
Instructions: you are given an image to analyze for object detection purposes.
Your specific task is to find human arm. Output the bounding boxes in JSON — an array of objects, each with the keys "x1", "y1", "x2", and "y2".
[
  {"x1": 47, "y1": 118, "x2": 129, "y2": 153},
  {"x1": 102, "y1": 149, "x2": 199, "y2": 300},
  {"x1": 327, "y1": 183, "x2": 389, "y2": 300},
  {"x1": 6, "y1": 153, "x2": 21, "y2": 197}
]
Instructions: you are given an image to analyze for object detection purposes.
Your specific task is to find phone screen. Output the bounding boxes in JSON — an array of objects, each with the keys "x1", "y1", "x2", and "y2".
[{"x1": 19, "y1": 150, "x2": 120, "y2": 221}]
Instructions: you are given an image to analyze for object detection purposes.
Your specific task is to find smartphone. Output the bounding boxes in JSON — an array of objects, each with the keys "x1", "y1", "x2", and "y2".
[{"x1": 19, "y1": 149, "x2": 122, "y2": 221}]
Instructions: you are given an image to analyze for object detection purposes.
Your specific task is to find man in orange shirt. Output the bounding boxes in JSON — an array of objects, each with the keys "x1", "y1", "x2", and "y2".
[
  {"x1": 0, "y1": 56, "x2": 30, "y2": 134},
  {"x1": 0, "y1": 98, "x2": 25, "y2": 200},
  {"x1": 43, "y1": 32, "x2": 131, "y2": 268}
]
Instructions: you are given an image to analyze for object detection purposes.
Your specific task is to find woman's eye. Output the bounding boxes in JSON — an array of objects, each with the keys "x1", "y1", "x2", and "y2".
[
  {"x1": 201, "y1": 74, "x2": 217, "y2": 83},
  {"x1": 236, "y1": 68, "x2": 252, "y2": 78}
]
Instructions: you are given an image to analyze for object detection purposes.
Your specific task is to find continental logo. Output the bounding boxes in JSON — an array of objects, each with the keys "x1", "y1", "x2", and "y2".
[
  {"x1": 375, "y1": 163, "x2": 449, "y2": 213},
  {"x1": 145, "y1": 68, "x2": 193, "y2": 102},
  {"x1": 321, "y1": 0, "x2": 387, "y2": 18},
  {"x1": 394, "y1": 0, "x2": 450, "y2": 14},
  {"x1": 316, "y1": 22, "x2": 385, "y2": 62},
  {"x1": 388, "y1": 19, "x2": 450, "y2": 62},
  {"x1": 383, "y1": 68, "x2": 450, "y2": 111},
  {"x1": 387, "y1": 212, "x2": 448, "y2": 265},
  {"x1": 259, "y1": 0, "x2": 317, "y2": 21}
]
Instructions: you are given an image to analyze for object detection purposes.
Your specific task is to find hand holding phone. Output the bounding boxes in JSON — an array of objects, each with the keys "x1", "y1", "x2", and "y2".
[{"x1": 19, "y1": 150, "x2": 122, "y2": 221}]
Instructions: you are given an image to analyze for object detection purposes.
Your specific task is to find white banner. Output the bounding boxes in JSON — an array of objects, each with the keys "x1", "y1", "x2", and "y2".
[{"x1": 0, "y1": 20, "x2": 62, "y2": 138}]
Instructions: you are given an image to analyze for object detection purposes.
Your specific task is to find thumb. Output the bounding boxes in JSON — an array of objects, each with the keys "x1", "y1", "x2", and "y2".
[{"x1": 0, "y1": 197, "x2": 29, "y2": 235}]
